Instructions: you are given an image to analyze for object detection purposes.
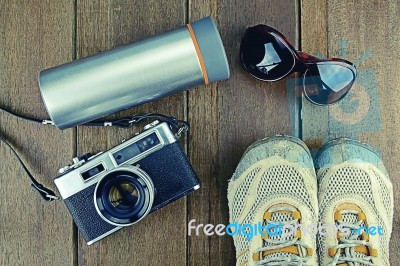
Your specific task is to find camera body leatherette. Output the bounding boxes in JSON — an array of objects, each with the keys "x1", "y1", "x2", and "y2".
[{"x1": 63, "y1": 142, "x2": 200, "y2": 244}]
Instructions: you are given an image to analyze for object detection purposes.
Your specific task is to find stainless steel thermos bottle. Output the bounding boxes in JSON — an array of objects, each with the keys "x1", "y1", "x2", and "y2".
[{"x1": 39, "y1": 16, "x2": 230, "y2": 129}]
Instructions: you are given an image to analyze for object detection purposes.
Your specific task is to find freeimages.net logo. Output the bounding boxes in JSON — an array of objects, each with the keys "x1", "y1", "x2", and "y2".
[
  {"x1": 188, "y1": 219, "x2": 384, "y2": 241},
  {"x1": 286, "y1": 39, "x2": 382, "y2": 140},
  {"x1": 328, "y1": 39, "x2": 382, "y2": 138}
]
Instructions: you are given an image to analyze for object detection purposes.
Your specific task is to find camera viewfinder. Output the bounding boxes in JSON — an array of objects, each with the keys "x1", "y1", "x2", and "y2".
[
  {"x1": 112, "y1": 133, "x2": 161, "y2": 166},
  {"x1": 81, "y1": 163, "x2": 106, "y2": 181}
]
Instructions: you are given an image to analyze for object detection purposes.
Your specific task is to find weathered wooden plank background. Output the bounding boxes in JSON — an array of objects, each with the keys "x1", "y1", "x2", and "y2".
[
  {"x1": 0, "y1": 1, "x2": 76, "y2": 265},
  {"x1": 0, "y1": 0, "x2": 398, "y2": 265}
]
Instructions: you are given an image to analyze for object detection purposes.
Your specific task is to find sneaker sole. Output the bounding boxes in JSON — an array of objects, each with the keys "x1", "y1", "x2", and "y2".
[
  {"x1": 242, "y1": 134, "x2": 312, "y2": 160},
  {"x1": 317, "y1": 138, "x2": 382, "y2": 160}
]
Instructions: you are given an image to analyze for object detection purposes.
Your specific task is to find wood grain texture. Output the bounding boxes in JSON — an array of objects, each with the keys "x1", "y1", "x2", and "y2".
[
  {"x1": 75, "y1": 0, "x2": 188, "y2": 265},
  {"x1": 300, "y1": 0, "x2": 329, "y2": 150},
  {"x1": 187, "y1": 1, "x2": 298, "y2": 265},
  {"x1": 0, "y1": 0, "x2": 76, "y2": 265},
  {"x1": 2, "y1": 1, "x2": 399, "y2": 265},
  {"x1": 301, "y1": 0, "x2": 400, "y2": 263}
]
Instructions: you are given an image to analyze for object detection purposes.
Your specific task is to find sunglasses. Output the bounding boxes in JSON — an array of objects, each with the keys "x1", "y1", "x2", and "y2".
[{"x1": 240, "y1": 25, "x2": 357, "y2": 105}]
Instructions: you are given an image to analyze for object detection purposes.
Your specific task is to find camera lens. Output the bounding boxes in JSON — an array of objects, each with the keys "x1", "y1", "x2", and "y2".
[
  {"x1": 94, "y1": 166, "x2": 154, "y2": 226},
  {"x1": 109, "y1": 182, "x2": 140, "y2": 209}
]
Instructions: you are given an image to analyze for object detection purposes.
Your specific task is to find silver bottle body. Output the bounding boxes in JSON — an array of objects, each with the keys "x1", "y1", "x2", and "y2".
[{"x1": 39, "y1": 17, "x2": 230, "y2": 129}]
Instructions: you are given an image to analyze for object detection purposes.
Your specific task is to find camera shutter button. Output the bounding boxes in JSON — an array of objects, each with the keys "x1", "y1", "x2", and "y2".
[{"x1": 58, "y1": 166, "x2": 70, "y2": 175}]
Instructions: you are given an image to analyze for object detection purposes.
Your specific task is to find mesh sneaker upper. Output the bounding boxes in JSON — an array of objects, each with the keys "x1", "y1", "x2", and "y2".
[
  {"x1": 228, "y1": 136, "x2": 318, "y2": 266},
  {"x1": 315, "y1": 139, "x2": 394, "y2": 266}
]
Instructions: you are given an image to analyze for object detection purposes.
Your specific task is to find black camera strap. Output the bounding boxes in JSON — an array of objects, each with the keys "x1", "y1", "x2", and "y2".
[
  {"x1": 0, "y1": 134, "x2": 59, "y2": 201},
  {"x1": 83, "y1": 113, "x2": 189, "y2": 137},
  {"x1": 0, "y1": 106, "x2": 189, "y2": 202}
]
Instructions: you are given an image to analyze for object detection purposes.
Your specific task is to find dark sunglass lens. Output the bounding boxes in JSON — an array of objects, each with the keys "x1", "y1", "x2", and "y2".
[
  {"x1": 303, "y1": 63, "x2": 356, "y2": 105},
  {"x1": 240, "y1": 26, "x2": 295, "y2": 81}
]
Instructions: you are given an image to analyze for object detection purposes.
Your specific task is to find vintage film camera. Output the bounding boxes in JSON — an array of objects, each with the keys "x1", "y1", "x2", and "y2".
[{"x1": 55, "y1": 121, "x2": 200, "y2": 244}]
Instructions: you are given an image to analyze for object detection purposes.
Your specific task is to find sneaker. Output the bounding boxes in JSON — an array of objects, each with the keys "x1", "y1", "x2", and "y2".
[
  {"x1": 315, "y1": 138, "x2": 393, "y2": 266},
  {"x1": 227, "y1": 136, "x2": 319, "y2": 266}
]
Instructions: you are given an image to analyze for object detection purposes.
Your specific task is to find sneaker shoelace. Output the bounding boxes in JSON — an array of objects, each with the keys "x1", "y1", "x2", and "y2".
[
  {"x1": 252, "y1": 206, "x2": 312, "y2": 266},
  {"x1": 329, "y1": 210, "x2": 378, "y2": 266}
]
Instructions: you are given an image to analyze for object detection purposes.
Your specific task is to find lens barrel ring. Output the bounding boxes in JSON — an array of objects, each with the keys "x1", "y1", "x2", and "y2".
[{"x1": 94, "y1": 165, "x2": 155, "y2": 227}]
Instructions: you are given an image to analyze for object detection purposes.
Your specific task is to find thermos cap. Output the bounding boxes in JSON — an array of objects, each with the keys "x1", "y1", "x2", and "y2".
[{"x1": 189, "y1": 17, "x2": 230, "y2": 83}]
